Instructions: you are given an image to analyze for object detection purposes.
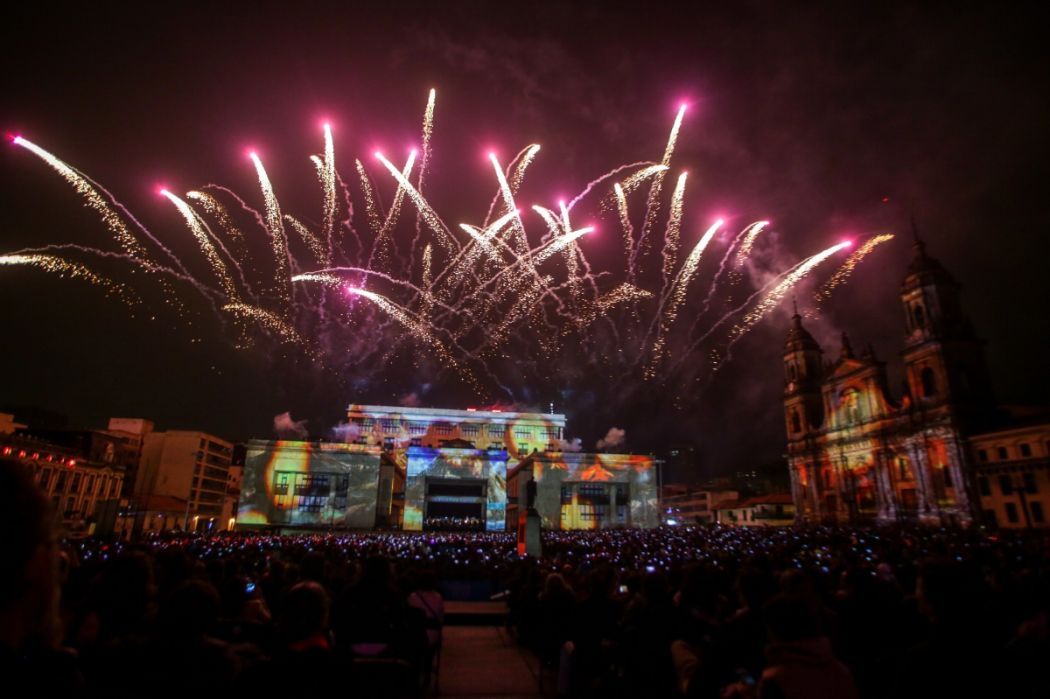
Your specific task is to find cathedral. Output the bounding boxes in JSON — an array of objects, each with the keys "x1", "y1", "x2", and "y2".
[{"x1": 783, "y1": 236, "x2": 999, "y2": 526}]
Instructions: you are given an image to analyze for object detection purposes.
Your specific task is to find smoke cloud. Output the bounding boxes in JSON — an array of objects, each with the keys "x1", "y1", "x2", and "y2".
[
  {"x1": 597, "y1": 427, "x2": 626, "y2": 451},
  {"x1": 399, "y1": 392, "x2": 422, "y2": 407},
  {"x1": 559, "y1": 438, "x2": 583, "y2": 453},
  {"x1": 274, "y1": 412, "x2": 308, "y2": 440}
]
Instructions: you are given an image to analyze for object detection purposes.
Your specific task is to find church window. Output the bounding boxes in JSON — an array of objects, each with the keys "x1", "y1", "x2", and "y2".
[
  {"x1": 845, "y1": 391, "x2": 861, "y2": 425},
  {"x1": 920, "y1": 367, "x2": 937, "y2": 397},
  {"x1": 898, "y1": 458, "x2": 911, "y2": 481},
  {"x1": 789, "y1": 364, "x2": 797, "y2": 381},
  {"x1": 912, "y1": 304, "x2": 926, "y2": 328},
  {"x1": 943, "y1": 466, "x2": 953, "y2": 488},
  {"x1": 791, "y1": 410, "x2": 802, "y2": 433}
]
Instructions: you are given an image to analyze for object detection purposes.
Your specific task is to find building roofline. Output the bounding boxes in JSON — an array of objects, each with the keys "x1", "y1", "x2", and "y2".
[{"x1": 347, "y1": 404, "x2": 566, "y2": 423}]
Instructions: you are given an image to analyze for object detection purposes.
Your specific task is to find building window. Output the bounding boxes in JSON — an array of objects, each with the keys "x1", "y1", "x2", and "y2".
[
  {"x1": 514, "y1": 429, "x2": 532, "y2": 440},
  {"x1": 410, "y1": 438, "x2": 422, "y2": 447},
  {"x1": 408, "y1": 423, "x2": 427, "y2": 435},
  {"x1": 920, "y1": 367, "x2": 937, "y2": 398},
  {"x1": 978, "y1": 449, "x2": 988, "y2": 463},
  {"x1": 1005, "y1": 502, "x2": 1019, "y2": 524},
  {"x1": 461, "y1": 424, "x2": 481, "y2": 437},
  {"x1": 39, "y1": 468, "x2": 51, "y2": 488},
  {"x1": 791, "y1": 411, "x2": 802, "y2": 434},
  {"x1": 380, "y1": 419, "x2": 399, "y2": 432},
  {"x1": 978, "y1": 477, "x2": 991, "y2": 497},
  {"x1": 1020, "y1": 443, "x2": 1032, "y2": 458},
  {"x1": 912, "y1": 303, "x2": 926, "y2": 328},
  {"x1": 1024, "y1": 472, "x2": 1038, "y2": 494},
  {"x1": 1032, "y1": 502, "x2": 1045, "y2": 524},
  {"x1": 433, "y1": 423, "x2": 454, "y2": 436},
  {"x1": 1000, "y1": 475, "x2": 1014, "y2": 495},
  {"x1": 899, "y1": 459, "x2": 911, "y2": 481},
  {"x1": 998, "y1": 447, "x2": 1008, "y2": 460},
  {"x1": 943, "y1": 467, "x2": 953, "y2": 488}
]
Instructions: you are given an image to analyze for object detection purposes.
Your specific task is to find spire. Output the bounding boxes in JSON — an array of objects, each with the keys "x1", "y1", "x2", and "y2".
[
  {"x1": 840, "y1": 331, "x2": 854, "y2": 359},
  {"x1": 792, "y1": 294, "x2": 799, "y2": 318}
]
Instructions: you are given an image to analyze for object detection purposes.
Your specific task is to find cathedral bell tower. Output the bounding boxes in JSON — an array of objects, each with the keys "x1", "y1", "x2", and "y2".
[
  {"x1": 900, "y1": 232, "x2": 994, "y2": 423},
  {"x1": 783, "y1": 307, "x2": 825, "y2": 439}
]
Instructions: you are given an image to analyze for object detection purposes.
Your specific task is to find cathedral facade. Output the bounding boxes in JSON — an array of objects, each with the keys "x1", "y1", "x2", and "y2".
[{"x1": 783, "y1": 238, "x2": 998, "y2": 526}]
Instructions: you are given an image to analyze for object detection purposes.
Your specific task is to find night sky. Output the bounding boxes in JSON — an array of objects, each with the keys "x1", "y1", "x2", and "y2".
[{"x1": 2, "y1": 2, "x2": 1048, "y2": 475}]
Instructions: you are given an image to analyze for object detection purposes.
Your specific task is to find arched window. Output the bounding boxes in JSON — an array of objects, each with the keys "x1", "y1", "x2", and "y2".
[
  {"x1": 921, "y1": 367, "x2": 937, "y2": 397},
  {"x1": 912, "y1": 303, "x2": 926, "y2": 329},
  {"x1": 791, "y1": 410, "x2": 802, "y2": 433},
  {"x1": 844, "y1": 390, "x2": 862, "y2": 425},
  {"x1": 789, "y1": 364, "x2": 798, "y2": 382}
]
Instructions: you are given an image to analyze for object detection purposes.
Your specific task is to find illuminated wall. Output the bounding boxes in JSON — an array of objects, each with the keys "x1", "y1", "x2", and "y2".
[
  {"x1": 404, "y1": 447, "x2": 508, "y2": 531},
  {"x1": 237, "y1": 440, "x2": 385, "y2": 529},
  {"x1": 518, "y1": 453, "x2": 659, "y2": 530},
  {"x1": 344, "y1": 404, "x2": 566, "y2": 469}
]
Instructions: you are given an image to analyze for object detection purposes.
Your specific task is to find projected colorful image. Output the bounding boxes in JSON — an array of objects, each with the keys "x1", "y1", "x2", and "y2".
[
  {"x1": 404, "y1": 447, "x2": 508, "y2": 532},
  {"x1": 237, "y1": 440, "x2": 383, "y2": 528},
  {"x1": 530, "y1": 453, "x2": 658, "y2": 530}
]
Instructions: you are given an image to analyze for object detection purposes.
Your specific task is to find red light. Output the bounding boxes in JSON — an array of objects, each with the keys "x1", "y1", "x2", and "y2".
[
  {"x1": 19, "y1": 450, "x2": 25, "y2": 458},
  {"x1": 882, "y1": 198, "x2": 889, "y2": 202},
  {"x1": 67, "y1": 459, "x2": 76, "y2": 467},
  {"x1": 2, "y1": 447, "x2": 10, "y2": 455}
]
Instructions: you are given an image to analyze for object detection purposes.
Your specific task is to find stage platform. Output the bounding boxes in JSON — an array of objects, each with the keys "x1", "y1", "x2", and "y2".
[{"x1": 444, "y1": 601, "x2": 508, "y2": 626}]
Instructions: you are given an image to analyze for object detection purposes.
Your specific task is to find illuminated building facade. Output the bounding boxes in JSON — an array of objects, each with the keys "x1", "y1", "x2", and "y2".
[
  {"x1": 238, "y1": 404, "x2": 659, "y2": 531},
  {"x1": 784, "y1": 239, "x2": 997, "y2": 525},
  {"x1": 507, "y1": 452, "x2": 660, "y2": 530},
  {"x1": 969, "y1": 418, "x2": 1050, "y2": 528},
  {"x1": 139, "y1": 430, "x2": 235, "y2": 531}
]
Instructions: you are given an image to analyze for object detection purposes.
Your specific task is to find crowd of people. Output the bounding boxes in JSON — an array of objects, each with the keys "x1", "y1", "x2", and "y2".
[{"x1": 3, "y1": 458, "x2": 1048, "y2": 697}]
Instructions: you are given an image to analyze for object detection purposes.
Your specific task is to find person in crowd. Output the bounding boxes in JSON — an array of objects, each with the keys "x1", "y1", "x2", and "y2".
[
  {"x1": 407, "y1": 569, "x2": 445, "y2": 687},
  {"x1": 756, "y1": 593, "x2": 858, "y2": 699}
]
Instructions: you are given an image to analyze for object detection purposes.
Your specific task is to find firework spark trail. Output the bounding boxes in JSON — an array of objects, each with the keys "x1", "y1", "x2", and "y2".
[
  {"x1": 284, "y1": 216, "x2": 327, "y2": 265},
  {"x1": 641, "y1": 105, "x2": 686, "y2": 250},
  {"x1": 727, "y1": 241, "x2": 852, "y2": 341},
  {"x1": 533, "y1": 227, "x2": 594, "y2": 263},
  {"x1": 613, "y1": 184, "x2": 633, "y2": 259},
  {"x1": 661, "y1": 172, "x2": 688, "y2": 285},
  {"x1": 644, "y1": 219, "x2": 723, "y2": 375},
  {"x1": 381, "y1": 151, "x2": 417, "y2": 236},
  {"x1": 187, "y1": 191, "x2": 247, "y2": 252},
  {"x1": 812, "y1": 234, "x2": 895, "y2": 308},
  {"x1": 0, "y1": 253, "x2": 131, "y2": 299},
  {"x1": 355, "y1": 160, "x2": 383, "y2": 236},
  {"x1": 223, "y1": 303, "x2": 306, "y2": 345},
  {"x1": 248, "y1": 153, "x2": 292, "y2": 305},
  {"x1": 420, "y1": 244, "x2": 435, "y2": 320},
  {"x1": 160, "y1": 190, "x2": 240, "y2": 300},
  {"x1": 510, "y1": 144, "x2": 540, "y2": 194},
  {"x1": 321, "y1": 123, "x2": 337, "y2": 262},
  {"x1": 419, "y1": 89, "x2": 436, "y2": 190},
  {"x1": 566, "y1": 162, "x2": 665, "y2": 213},
  {"x1": 693, "y1": 221, "x2": 770, "y2": 321},
  {"x1": 736, "y1": 221, "x2": 769, "y2": 267},
  {"x1": 375, "y1": 152, "x2": 458, "y2": 254},
  {"x1": 12, "y1": 137, "x2": 160, "y2": 263},
  {"x1": 489, "y1": 153, "x2": 532, "y2": 262},
  {"x1": 620, "y1": 164, "x2": 670, "y2": 194}
]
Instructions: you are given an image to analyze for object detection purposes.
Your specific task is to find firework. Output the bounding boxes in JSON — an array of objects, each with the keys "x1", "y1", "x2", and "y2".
[
  {"x1": 0, "y1": 253, "x2": 128, "y2": 298},
  {"x1": 223, "y1": 303, "x2": 306, "y2": 345},
  {"x1": 248, "y1": 152, "x2": 292, "y2": 304},
  {"x1": 7, "y1": 94, "x2": 869, "y2": 419},
  {"x1": 661, "y1": 172, "x2": 688, "y2": 284},
  {"x1": 13, "y1": 137, "x2": 150, "y2": 261},
  {"x1": 812, "y1": 234, "x2": 895, "y2": 306},
  {"x1": 735, "y1": 221, "x2": 769, "y2": 267},
  {"x1": 730, "y1": 241, "x2": 852, "y2": 339},
  {"x1": 160, "y1": 190, "x2": 240, "y2": 300},
  {"x1": 284, "y1": 215, "x2": 327, "y2": 265}
]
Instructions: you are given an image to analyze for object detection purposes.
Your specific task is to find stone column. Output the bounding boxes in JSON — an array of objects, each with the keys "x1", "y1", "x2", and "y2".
[
  {"x1": 945, "y1": 436, "x2": 974, "y2": 525},
  {"x1": 873, "y1": 448, "x2": 897, "y2": 524},
  {"x1": 907, "y1": 441, "x2": 939, "y2": 525}
]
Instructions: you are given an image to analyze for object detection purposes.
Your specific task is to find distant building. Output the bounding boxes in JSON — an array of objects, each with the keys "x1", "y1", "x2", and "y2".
[
  {"x1": 0, "y1": 412, "x2": 27, "y2": 434},
  {"x1": 713, "y1": 493, "x2": 795, "y2": 526},
  {"x1": 6, "y1": 425, "x2": 127, "y2": 536},
  {"x1": 139, "y1": 430, "x2": 234, "y2": 532},
  {"x1": 665, "y1": 443, "x2": 699, "y2": 484},
  {"x1": 659, "y1": 483, "x2": 739, "y2": 525},
  {"x1": 969, "y1": 416, "x2": 1050, "y2": 528},
  {"x1": 104, "y1": 418, "x2": 154, "y2": 497}
]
